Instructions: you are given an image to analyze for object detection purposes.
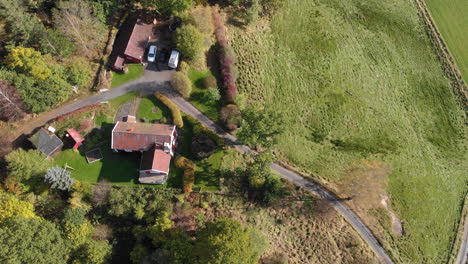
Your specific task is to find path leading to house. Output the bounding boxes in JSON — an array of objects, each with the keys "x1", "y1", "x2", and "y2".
[
  {"x1": 114, "y1": 96, "x2": 141, "y2": 122},
  {"x1": 9, "y1": 79, "x2": 393, "y2": 264},
  {"x1": 8, "y1": 70, "x2": 174, "y2": 142}
]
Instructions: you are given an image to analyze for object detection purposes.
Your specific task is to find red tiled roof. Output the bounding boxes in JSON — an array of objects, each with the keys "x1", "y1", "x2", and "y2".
[
  {"x1": 140, "y1": 145, "x2": 171, "y2": 173},
  {"x1": 112, "y1": 122, "x2": 174, "y2": 151},
  {"x1": 124, "y1": 19, "x2": 154, "y2": 60},
  {"x1": 66, "y1": 129, "x2": 84, "y2": 144}
]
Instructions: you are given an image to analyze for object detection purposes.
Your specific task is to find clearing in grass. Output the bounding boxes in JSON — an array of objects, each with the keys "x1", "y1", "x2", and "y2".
[{"x1": 228, "y1": 0, "x2": 467, "y2": 262}]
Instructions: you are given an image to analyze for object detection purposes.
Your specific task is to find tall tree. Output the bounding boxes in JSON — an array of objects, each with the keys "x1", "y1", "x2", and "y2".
[
  {"x1": 45, "y1": 167, "x2": 75, "y2": 191},
  {"x1": 0, "y1": 191, "x2": 37, "y2": 220},
  {"x1": 0, "y1": 0, "x2": 45, "y2": 47},
  {"x1": 52, "y1": 0, "x2": 106, "y2": 58},
  {"x1": 194, "y1": 218, "x2": 266, "y2": 264},
  {"x1": 5, "y1": 47, "x2": 51, "y2": 80},
  {"x1": 0, "y1": 81, "x2": 27, "y2": 121},
  {"x1": 0, "y1": 217, "x2": 70, "y2": 264},
  {"x1": 39, "y1": 28, "x2": 77, "y2": 58},
  {"x1": 237, "y1": 107, "x2": 283, "y2": 150},
  {"x1": 142, "y1": 0, "x2": 192, "y2": 14},
  {"x1": 175, "y1": 24, "x2": 204, "y2": 59},
  {"x1": 5, "y1": 149, "x2": 51, "y2": 183}
]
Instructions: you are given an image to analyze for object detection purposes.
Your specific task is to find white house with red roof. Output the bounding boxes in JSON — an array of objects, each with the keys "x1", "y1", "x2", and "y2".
[{"x1": 111, "y1": 116, "x2": 177, "y2": 184}]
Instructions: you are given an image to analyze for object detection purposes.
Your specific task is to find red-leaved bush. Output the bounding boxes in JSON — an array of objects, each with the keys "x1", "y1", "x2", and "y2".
[{"x1": 213, "y1": 8, "x2": 238, "y2": 105}]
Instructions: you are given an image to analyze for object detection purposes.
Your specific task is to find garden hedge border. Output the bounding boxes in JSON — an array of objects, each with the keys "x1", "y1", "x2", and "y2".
[{"x1": 154, "y1": 92, "x2": 184, "y2": 128}]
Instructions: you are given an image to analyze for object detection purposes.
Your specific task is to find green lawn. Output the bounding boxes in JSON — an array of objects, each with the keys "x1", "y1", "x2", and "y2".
[
  {"x1": 111, "y1": 64, "x2": 144, "y2": 88},
  {"x1": 55, "y1": 111, "x2": 223, "y2": 190},
  {"x1": 425, "y1": 0, "x2": 468, "y2": 82},
  {"x1": 137, "y1": 95, "x2": 172, "y2": 123},
  {"x1": 229, "y1": 0, "x2": 467, "y2": 262},
  {"x1": 187, "y1": 67, "x2": 220, "y2": 121},
  {"x1": 54, "y1": 148, "x2": 141, "y2": 186}
]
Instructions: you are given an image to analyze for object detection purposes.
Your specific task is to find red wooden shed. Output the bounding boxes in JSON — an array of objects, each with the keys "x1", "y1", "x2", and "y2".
[{"x1": 65, "y1": 129, "x2": 85, "y2": 149}]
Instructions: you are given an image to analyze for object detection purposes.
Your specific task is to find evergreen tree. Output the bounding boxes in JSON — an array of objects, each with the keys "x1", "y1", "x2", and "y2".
[{"x1": 0, "y1": 217, "x2": 70, "y2": 264}]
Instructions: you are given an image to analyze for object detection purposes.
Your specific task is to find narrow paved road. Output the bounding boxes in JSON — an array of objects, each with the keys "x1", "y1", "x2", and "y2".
[
  {"x1": 455, "y1": 208, "x2": 468, "y2": 264},
  {"x1": 160, "y1": 87, "x2": 395, "y2": 264},
  {"x1": 8, "y1": 71, "x2": 173, "y2": 141},
  {"x1": 10, "y1": 79, "x2": 394, "y2": 264}
]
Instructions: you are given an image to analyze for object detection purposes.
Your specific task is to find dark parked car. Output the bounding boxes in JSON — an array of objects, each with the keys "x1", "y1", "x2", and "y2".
[{"x1": 158, "y1": 49, "x2": 168, "y2": 62}]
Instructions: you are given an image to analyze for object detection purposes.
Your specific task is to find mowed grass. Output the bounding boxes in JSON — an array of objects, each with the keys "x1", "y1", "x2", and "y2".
[
  {"x1": 137, "y1": 95, "x2": 172, "y2": 123},
  {"x1": 425, "y1": 0, "x2": 468, "y2": 81},
  {"x1": 111, "y1": 64, "x2": 144, "y2": 88},
  {"x1": 54, "y1": 148, "x2": 141, "y2": 186},
  {"x1": 229, "y1": 0, "x2": 467, "y2": 262}
]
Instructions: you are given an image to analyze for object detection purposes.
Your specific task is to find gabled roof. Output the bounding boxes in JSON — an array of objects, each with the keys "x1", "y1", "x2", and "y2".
[
  {"x1": 66, "y1": 129, "x2": 84, "y2": 144},
  {"x1": 29, "y1": 128, "x2": 63, "y2": 156},
  {"x1": 123, "y1": 19, "x2": 154, "y2": 60},
  {"x1": 111, "y1": 121, "x2": 174, "y2": 151},
  {"x1": 140, "y1": 145, "x2": 171, "y2": 173}
]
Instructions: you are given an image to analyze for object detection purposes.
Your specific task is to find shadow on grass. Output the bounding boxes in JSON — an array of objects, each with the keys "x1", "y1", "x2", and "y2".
[
  {"x1": 195, "y1": 159, "x2": 220, "y2": 188},
  {"x1": 147, "y1": 95, "x2": 173, "y2": 122}
]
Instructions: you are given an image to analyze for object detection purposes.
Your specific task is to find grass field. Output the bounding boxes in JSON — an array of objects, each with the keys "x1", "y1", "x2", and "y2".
[
  {"x1": 187, "y1": 67, "x2": 220, "y2": 121},
  {"x1": 425, "y1": 0, "x2": 468, "y2": 81},
  {"x1": 137, "y1": 95, "x2": 172, "y2": 123},
  {"x1": 110, "y1": 64, "x2": 144, "y2": 88},
  {"x1": 229, "y1": 0, "x2": 467, "y2": 262}
]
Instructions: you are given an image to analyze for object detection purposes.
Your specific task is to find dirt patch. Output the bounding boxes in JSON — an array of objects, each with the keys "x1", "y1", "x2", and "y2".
[
  {"x1": 381, "y1": 196, "x2": 403, "y2": 236},
  {"x1": 114, "y1": 96, "x2": 141, "y2": 122}
]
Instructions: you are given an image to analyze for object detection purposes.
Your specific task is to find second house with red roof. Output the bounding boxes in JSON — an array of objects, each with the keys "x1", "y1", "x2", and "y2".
[{"x1": 111, "y1": 115, "x2": 177, "y2": 184}]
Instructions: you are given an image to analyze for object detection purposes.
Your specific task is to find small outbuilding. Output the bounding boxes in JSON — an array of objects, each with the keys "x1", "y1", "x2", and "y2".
[
  {"x1": 29, "y1": 128, "x2": 64, "y2": 157},
  {"x1": 65, "y1": 129, "x2": 85, "y2": 149}
]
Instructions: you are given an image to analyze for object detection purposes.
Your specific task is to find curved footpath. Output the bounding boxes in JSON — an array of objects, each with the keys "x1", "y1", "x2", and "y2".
[{"x1": 9, "y1": 79, "x2": 394, "y2": 264}]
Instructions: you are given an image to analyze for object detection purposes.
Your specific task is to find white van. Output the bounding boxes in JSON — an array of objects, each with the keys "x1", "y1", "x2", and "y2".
[
  {"x1": 147, "y1": 45, "x2": 157, "y2": 63},
  {"x1": 168, "y1": 50, "x2": 179, "y2": 69}
]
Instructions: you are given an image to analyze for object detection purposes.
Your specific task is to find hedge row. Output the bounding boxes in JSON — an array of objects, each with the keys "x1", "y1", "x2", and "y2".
[
  {"x1": 175, "y1": 156, "x2": 195, "y2": 193},
  {"x1": 213, "y1": 9, "x2": 238, "y2": 105},
  {"x1": 185, "y1": 115, "x2": 225, "y2": 146},
  {"x1": 154, "y1": 92, "x2": 183, "y2": 128},
  {"x1": 55, "y1": 104, "x2": 100, "y2": 122}
]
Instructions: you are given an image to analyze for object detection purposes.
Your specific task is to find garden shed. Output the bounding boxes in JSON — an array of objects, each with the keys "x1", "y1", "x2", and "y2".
[
  {"x1": 29, "y1": 128, "x2": 64, "y2": 157},
  {"x1": 65, "y1": 129, "x2": 85, "y2": 149}
]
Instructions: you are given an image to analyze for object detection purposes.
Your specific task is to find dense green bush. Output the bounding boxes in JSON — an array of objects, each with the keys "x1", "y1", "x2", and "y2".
[
  {"x1": 107, "y1": 187, "x2": 147, "y2": 220},
  {"x1": 65, "y1": 58, "x2": 92, "y2": 86},
  {"x1": 185, "y1": 115, "x2": 225, "y2": 146},
  {"x1": 175, "y1": 156, "x2": 195, "y2": 193},
  {"x1": 171, "y1": 71, "x2": 192, "y2": 98},
  {"x1": 175, "y1": 24, "x2": 204, "y2": 59},
  {"x1": 155, "y1": 92, "x2": 183, "y2": 128},
  {"x1": 206, "y1": 87, "x2": 221, "y2": 103},
  {"x1": 194, "y1": 218, "x2": 267, "y2": 264}
]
